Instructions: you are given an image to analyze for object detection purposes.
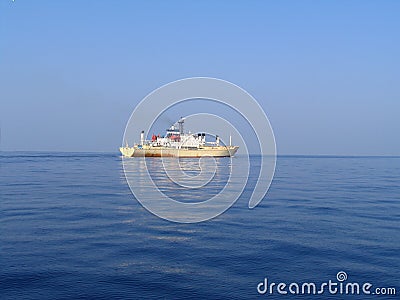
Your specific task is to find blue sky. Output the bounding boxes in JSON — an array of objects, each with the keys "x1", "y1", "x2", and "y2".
[{"x1": 0, "y1": 0, "x2": 399, "y2": 155}]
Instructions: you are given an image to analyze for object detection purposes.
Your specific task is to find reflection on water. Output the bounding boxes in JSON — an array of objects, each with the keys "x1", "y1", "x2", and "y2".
[
  {"x1": 123, "y1": 157, "x2": 233, "y2": 203},
  {"x1": 121, "y1": 155, "x2": 276, "y2": 223}
]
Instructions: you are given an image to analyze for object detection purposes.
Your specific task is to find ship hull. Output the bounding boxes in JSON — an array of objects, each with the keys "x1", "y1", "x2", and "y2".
[{"x1": 120, "y1": 146, "x2": 239, "y2": 158}]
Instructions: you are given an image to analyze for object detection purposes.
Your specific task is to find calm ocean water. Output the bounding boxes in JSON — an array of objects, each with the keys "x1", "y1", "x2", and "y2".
[{"x1": 1, "y1": 152, "x2": 399, "y2": 299}]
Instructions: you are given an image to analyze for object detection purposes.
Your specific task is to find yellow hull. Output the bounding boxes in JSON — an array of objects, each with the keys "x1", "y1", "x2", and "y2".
[{"x1": 119, "y1": 146, "x2": 239, "y2": 158}]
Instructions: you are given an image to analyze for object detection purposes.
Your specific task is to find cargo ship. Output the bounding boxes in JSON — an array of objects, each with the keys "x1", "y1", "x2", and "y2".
[{"x1": 120, "y1": 118, "x2": 239, "y2": 158}]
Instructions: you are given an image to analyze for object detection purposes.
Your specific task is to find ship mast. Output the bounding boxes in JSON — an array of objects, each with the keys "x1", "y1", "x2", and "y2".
[{"x1": 178, "y1": 117, "x2": 184, "y2": 134}]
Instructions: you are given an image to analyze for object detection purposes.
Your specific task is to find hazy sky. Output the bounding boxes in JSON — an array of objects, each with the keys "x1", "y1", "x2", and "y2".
[{"x1": 1, "y1": 1, "x2": 399, "y2": 155}]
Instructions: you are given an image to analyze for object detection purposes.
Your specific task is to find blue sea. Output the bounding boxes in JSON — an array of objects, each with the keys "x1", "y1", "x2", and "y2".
[{"x1": 1, "y1": 153, "x2": 399, "y2": 299}]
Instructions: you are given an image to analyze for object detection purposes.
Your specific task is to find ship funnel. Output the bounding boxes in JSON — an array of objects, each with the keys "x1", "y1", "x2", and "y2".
[{"x1": 140, "y1": 130, "x2": 144, "y2": 145}]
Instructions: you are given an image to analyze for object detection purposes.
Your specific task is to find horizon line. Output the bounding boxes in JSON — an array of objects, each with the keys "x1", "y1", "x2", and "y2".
[{"x1": 0, "y1": 150, "x2": 399, "y2": 158}]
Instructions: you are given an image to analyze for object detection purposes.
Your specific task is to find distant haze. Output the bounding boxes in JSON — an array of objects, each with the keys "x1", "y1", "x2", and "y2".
[{"x1": 1, "y1": 1, "x2": 399, "y2": 155}]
